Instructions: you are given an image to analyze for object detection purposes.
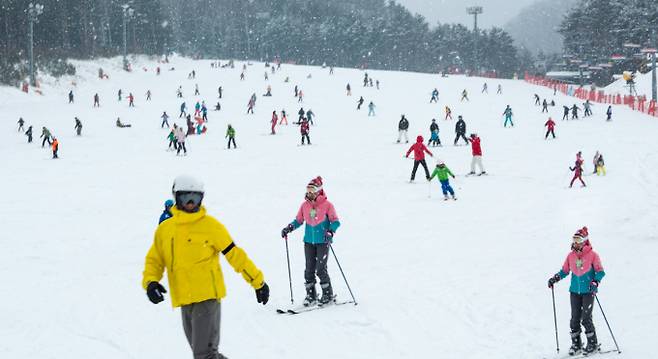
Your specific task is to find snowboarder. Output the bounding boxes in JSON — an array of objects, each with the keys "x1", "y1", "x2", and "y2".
[
  {"x1": 179, "y1": 102, "x2": 187, "y2": 118},
  {"x1": 397, "y1": 115, "x2": 409, "y2": 143},
  {"x1": 542, "y1": 99, "x2": 549, "y2": 113},
  {"x1": 468, "y1": 133, "x2": 486, "y2": 175},
  {"x1": 547, "y1": 227, "x2": 605, "y2": 356},
  {"x1": 17, "y1": 117, "x2": 25, "y2": 132},
  {"x1": 158, "y1": 199, "x2": 174, "y2": 224},
  {"x1": 280, "y1": 176, "x2": 340, "y2": 306},
  {"x1": 175, "y1": 127, "x2": 187, "y2": 155},
  {"x1": 569, "y1": 157, "x2": 586, "y2": 188},
  {"x1": 271, "y1": 111, "x2": 278, "y2": 135},
  {"x1": 280, "y1": 110, "x2": 288, "y2": 125},
  {"x1": 428, "y1": 119, "x2": 441, "y2": 147},
  {"x1": 68, "y1": 90, "x2": 74, "y2": 104},
  {"x1": 74, "y1": 117, "x2": 82, "y2": 136},
  {"x1": 142, "y1": 175, "x2": 269, "y2": 359},
  {"x1": 40, "y1": 127, "x2": 52, "y2": 147},
  {"x1": 368, "y1": 102, "x2": 376, "y2": 116},
  {"x1": 226, "y1": 124, "x2": 236, "y2": 149},
  {"x1": 481, "y1": 83, "x2": 488, "y2": 94},
  {"x1": 571, "y1": 104, "x2": 580, "y2": 120},
  {"x1": 606, "y1": 106, "x2": 612, "y2": 121},
  {"x1": 445, "y1": 106, "x2": 453, "y2": 120},
  {"x1": 51, "y1": 137, "x2": 59, "y2": 159},
  {"x1": 93, "y1": 93, "x2": 100, "y2": 107},
  {"x1": 562, "y1": 105, "x2": 570, "y2": 120},
  {"x1": 357, "y1": 96, "x2": 364, "y2": 110},
  {"x1": 405, "y1": 135, "x2": 433, "y2": 182},
  {"x1": 502, "y1": 105, "x2": 514, "y2": 127},
  {"x1": 161, "y1": 112, "x2": 170, "y2": 128},
  {"x1": 460, "y1": 89, "x2": 469, "y2": 102},
  {"x1": 454, "y1": 116, "x2": 469, "y2": 145},
  {"x1": 429, "y1": 160, "x2": 456, "y2": 200},
  {"x1": 544, "y1": 117, "x2": 556, "y2": 139},
  {"x1": 25, "y1": 125, "x2": 33, "y2": 143}
]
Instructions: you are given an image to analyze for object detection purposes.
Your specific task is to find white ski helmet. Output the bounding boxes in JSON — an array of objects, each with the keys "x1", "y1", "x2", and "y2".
[{"x1": 172, "y1": 175, "x2": 205, "y2": 195}]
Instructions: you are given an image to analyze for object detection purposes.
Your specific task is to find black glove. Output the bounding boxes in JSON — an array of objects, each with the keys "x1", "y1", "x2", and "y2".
[
  {"x1": 589, "y1": 280, "x2": 599, "y2": 293},
  {"x1": 146, "y1": 281, "x2": 167, "y2": 304},
  {"x1": 547, "y1": 274, "x2": 561, "y2": 288},
  {"x1": 281, "y1": 224, "x2": 294, "y2": 238},
  {"x1": 255, "y1": 282, "x2": 270, "y2": 305},
  {"x1": 324, "y1": 230, "x2": 335, "y2": 243}
]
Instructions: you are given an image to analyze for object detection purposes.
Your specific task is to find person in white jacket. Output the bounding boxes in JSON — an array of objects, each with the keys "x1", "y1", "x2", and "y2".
[{"x1": 175, "y1": 127, "x2": 187, "y2": 155}]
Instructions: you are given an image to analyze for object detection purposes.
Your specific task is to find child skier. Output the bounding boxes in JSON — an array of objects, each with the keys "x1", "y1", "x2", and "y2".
[
  {"x1": 405, "y1": 135, "x2": 433, "y2": 182},
  {"x1": 544, "y1": 117, "x2": 556, "y2": 139},
  {"x1": 502, "y1": 105, "x2": 514, "y2": 127},
  {"x1": 51, "y1": 137, "x2": 59, "y2": 159},
  {"x1": 280, "y1": 176, "x2": 341, "y2": 306},
  {"x1": 429, "y1": 160, "x2": 456, "y2": 200},
  {"x1": 547, "y1": 227, "x2": 605, "y2": 355},
  {"x1": 428, "y1": 119, "x2": 441, "y2": 146}
]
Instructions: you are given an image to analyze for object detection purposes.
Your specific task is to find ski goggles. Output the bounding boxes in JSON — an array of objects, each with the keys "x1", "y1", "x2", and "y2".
[
  {"x1": 175, "y1": 191, "x2": 204, "y2": 207},
  {"x1": 572, "y1": 235, "x2": 585, "y2": 244}
]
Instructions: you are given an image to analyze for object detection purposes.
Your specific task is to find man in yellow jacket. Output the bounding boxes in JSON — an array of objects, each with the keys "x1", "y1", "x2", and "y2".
[{"x1": 142, "y1": 175, "x2": 269, "y2": 359}]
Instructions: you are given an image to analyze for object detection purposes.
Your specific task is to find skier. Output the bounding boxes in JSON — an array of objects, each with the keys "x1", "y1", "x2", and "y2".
[
  {"x1": 429, "y1": 160, "x2": 456, "y2": 200},
  {"x1": 17, "y1": 117, "x2": 25, "y2": 132},
  {"x1": 25, "y1": 125, "x2": 33, "y2": 143},
  {"x1": 571, "y1": 104, "x2": 580, "y2": 120},
  {"x1": 569, "y1": 157, "x2": 586, "y2": 188},
  {"x1": 146, "y1": 90, "x2": 152, "y2": 101},
  {"x1": 306, "y1": 109, "x2": 315, "y2": 125},
  {"x1": 481, "y1": 83, "x2": 488, "y2": 94},
  {"x1": 161, "y1": 112, "x2": 170, "y2": 128},
  {"x1": 468, "y1": 133, "x2": 486, "y2": 176},
  {"x1": 368, "y1": 102, "x2": 376, "y2": 116},
  {"x1": 502, "y1": 105, "x2": 514, "y2": 127},
  {"x1": 445, "y1": 106, "x2": 453, "y2": 120},
  {"x1": 68, "y1": 90, "x2": 74, "y2": 104},
  {"x1": 214, "y1": 102, "x2": 221, "y2": 111},
  {"x1": 430, "y1": 88, "x2": 439, "y2": 103},
  {"x1": 405, "y1": 135, "x2": 433, "y2": 182},
  {"x1": 583, "y1": 100, "x2": 592, "y2": 117},
  {"x1": 142, "y1": 175, "x2": 269, "y2": 359},
  {"x1": 346, "y1": 83, "x2": 351, "y2": 96},
  {"x1": 294, "y1": 85, "x2": 299, "y2": 97},
  {"x1": 218, "y1": 86, "x2": 223, "y2": 99},
  {"x1": 297, "y1": 107, "x2": 306, "y2": 122},
  {"x1": 128, "y1": 93, "x2": 135, "y2": 107},
  {"x1": 226, "y1": 124, "x2": 237, "y2": 149},
  {"x1": 186, "y1": 115, "x2": 195, "y2": 136},
  {"x1": 194, "y1": 101, "x2": 201, "y2": 116},
  {"x1": 118, "y1": 89, "x2": 122, "y2": 101},
  {"x1": 547, "y1": 227, "x2": 605, "y2": 356},
  {"x1": 40, "y1": 127, "x2": 52, "y2": 147},
  {"x1": 376, "y1": 80, "x2": 380, "y2": 89},
  {"x1": 299, "y1": 117, "x2": 311, "y2": 145},
  {"x1": 280, "y1": 110, "x2": 288, "y2": 125},
  {"x1": 280, "y1": 176, "x2": 340, "y2": 306},
  {"x1": 542, "y1": 99, "x2": 549, "y2": 113},
  {"x1": 562, "y1": 105, "x2": 570, "y2": 120},
  {"x1": 606, "y1": 106, "x2": 612, "y2": 121},
  {"x1": 454, "y1": 116, "x2": 469, "y2": 145},
  {"x1": 595, "y1": 153, "x2": 606, "y2": 176},
  {"x1": 194, "y1": 83, "x2": 200, "y2": 96},
  {"x1": 93, "y1": 93, "x2": 100, "y2": 107},
  {"x1": 201, "y1": 102, "x2": 208, "y2": 122},
  {"x1": 534, "y1": 94, "x2": 540, "y2": 105},
  {"x1": 397, "y1": 115, "x2": 409, "y2": 143},
  {"x1": 51, "y1": 137, "x2": 59, "y2": 159},
  {"x1": 74, "y1": 117, "x2": 82, "y2": 136},
  {"x1": 496, "y1": 84, "x2": 502, "y2": 94},
  {"x1": 460, "y1": 89, "x2": 469, "y2": 102},
  {"x1": 264, "y1": 85, "x2": 272, "y2": 96},
  {"x1": 240, "y1": 72, "x2": 245, "y2": 81},
  {"x1": 544, "y1": 117, "x2": 556, "y2": 139},
  {"x1": 271, "y1": 111, "x2": 278, "y2": 135},
  {"x1": 177, "y1": 86, "x2": 183, "y2": 98},
  {"x1": 175, "y1": 127, "x2": 187, "y2": 155},
  {"x1": 167, "y1": 126, "x2": 177, "y2": 151},
  {"x1": 247, "y1": 97, "x2": 255, "y2": 114},
  {"x1": 158, "y1": 199, "x2": 174, "y2": 224},
  {"x1": 179, "y1": 102, "x2": 187, "y2": 118},
  {"x1": 357, "y1": 96, "x2": 364, "y2": 110},
  {"x1": 428, "y1": 119, "x2": 441, "y2": 147}
]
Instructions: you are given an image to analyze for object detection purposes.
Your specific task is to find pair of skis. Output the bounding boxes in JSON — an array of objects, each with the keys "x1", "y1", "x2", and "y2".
[
  {"x1": 547, "y1": 347, "x2": 618, "y2": 359},
  {"x1": 276, "y1": 298, "x2": 356, "y2": 315}
]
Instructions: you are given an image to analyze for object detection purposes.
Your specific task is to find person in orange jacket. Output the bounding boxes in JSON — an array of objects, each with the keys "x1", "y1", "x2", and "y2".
[{"x1": 51, "y1": 137, "x2": 59, "y2": 159}]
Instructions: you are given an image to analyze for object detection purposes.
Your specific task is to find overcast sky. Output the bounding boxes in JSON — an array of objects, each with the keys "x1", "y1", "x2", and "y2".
[{"x1": 395, "y1": 0, "x2": 538, "y2": 28}]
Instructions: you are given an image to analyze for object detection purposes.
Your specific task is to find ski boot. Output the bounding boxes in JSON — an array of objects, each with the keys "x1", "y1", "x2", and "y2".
[
  {"x1": 478, "y1": 171, "x2": 487, "y2": 176},
  {"x1": 568, "y1": 332, "x2": 582, "y2": 356},
  {"x1": 451, "y1": 194, "x2": 457, "y2": 201},
  {"x1": 303, "y1": 283, "x2": 317, "y2": 307},
  {"x1": 319, "y1": 283, "x2": 335, "y2": 305},
  {"x1": 584, "y1": 332, "x2": 600, "y2": 355},
  {"x1": 444, "y1": 195, "x2": 449, "y2": 201}
]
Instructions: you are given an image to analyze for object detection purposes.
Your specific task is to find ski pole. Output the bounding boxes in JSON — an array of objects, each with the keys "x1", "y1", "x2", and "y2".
[
  {"x1": 328, "y1": 243, "x2": 358, "y2": 305},
  {"x1": 284, "y1": 236, "x2": 294, "y2": 304},
  {"x1": 595, "y1": 295, "x2": 621, "y2": 353},
  {"x1": 551, "y1": 286, "x2": 560, "y2": 353}
]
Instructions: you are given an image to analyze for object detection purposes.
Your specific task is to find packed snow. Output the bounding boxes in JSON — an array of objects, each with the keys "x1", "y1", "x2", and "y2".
[{"x1": 2, "y1": 55, "x2": 657, "y2": 358}]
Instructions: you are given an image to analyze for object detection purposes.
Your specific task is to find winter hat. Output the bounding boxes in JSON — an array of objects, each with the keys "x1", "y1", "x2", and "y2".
[
  {"x1": 417, "y1": 135, "x2": 424, "y2": 142},
  {"x1": 307, "y1": 176, "x2": 324, "y2": 196},
  {"x1": 572, "y1": 226, "x2": 589, "y2": 243},
  {"x1": 436, "y1": 159, "x2": 445, "y2": 166}
]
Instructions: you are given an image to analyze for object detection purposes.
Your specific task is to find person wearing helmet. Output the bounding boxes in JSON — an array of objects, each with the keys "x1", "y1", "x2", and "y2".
[
  {"x1": 454, "y1": 116, "x2": 469, "y2": 145},
  {"x1": 429, "y1": 160, "x2": 456, "y2": 200},
  {"x1": 405, "y1": 135, "x2": 433, "y2": 182},
  {"x1": 281, "y1": 176, "x2": 341, "y2": 306},
  {"x1": 158, "y1": 199, "x2": 174, "y2": 224},
  {"x1": 547, "y1": 227, "x2": 605, "y2": 356},
  {"x1": 142, "y1": 175, "x2": 269, "y2": 359}
]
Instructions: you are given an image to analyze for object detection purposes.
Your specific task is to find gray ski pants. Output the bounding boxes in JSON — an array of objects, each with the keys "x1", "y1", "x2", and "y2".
[{"x1": 181, "y1": 299, "x2": 225, "y2": 359}]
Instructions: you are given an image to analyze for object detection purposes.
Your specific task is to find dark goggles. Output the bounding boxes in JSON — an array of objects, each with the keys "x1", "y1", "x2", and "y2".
[{"x1": 175, "y1": 191, "x2": 204, "y2": 208}]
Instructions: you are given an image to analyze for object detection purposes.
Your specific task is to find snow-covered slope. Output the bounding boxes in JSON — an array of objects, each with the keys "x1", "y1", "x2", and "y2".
[{"x1": 2, "y1": 55, "x2": 657, "y2": 359}]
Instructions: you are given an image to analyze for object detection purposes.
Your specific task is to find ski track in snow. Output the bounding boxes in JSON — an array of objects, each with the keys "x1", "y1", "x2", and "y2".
[{"x1": 2, "y1": 55, "x2": 657, "y2": 358}]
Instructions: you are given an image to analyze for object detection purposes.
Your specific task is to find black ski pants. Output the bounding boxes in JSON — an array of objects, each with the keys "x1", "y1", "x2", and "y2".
[
  {"x1": 411, "y1": 159, "x2": 430, "y2": 180},
  {"x1": 41, "y1": 136, "x2": 51, "y2": 147},
  {"x1": 227, "y1": 137, "x2": 236, "y2": 149},
  {"x1": 545, "y1": 129, "x2": 555, "y2": 139},
  {"x1": 301, "y1": 133, "x2": 311, "y2": 145},
  {"x1": 177, "y1": 142, "x2": 187, "y2": 154},
  {"x1": 570, "y1": 293, "x2": 595, "y2": 335},
  {"x1": 454, "y1": 133, "x2": 469, "y2": 145},
  {"x1": 304, "y1": 242, "x2": 330, "y2": 286}
]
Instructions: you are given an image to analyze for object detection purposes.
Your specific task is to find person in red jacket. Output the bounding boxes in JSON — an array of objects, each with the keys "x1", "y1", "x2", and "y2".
[
  {"x1": 405, "y1": 135, "x2": 433, "y2": 181},
  {"x1": 569, "y1": 158, "x2": 586, "y2": 188},
  {"x1": 468, "y1": 133, "x2": 486, "y2": 175},
  {"x1": 271, "y1": 111, "x2": 278, "y2": 135},
  {"x1": 545, "y1": 117, "x2": 556, "y2": 139},
  {"x1": 298, "y1": 117, "x2": 311, "y2": 145}
]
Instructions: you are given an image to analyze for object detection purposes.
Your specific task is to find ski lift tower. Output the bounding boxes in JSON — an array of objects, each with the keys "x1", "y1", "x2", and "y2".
[
  {"x1": 27, "y1": 3, "x2": 44, "y2": 87},
  {"x1": 466, "y1": 6, "x2": 483, "y2": 75},
  {"x1": 121, "y1": 4, "x2": 135, "y2": 71}
]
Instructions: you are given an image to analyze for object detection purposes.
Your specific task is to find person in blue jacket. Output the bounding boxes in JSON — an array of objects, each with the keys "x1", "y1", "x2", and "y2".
[{"x1": 159, "y1": 199, "x2": 174, "y2": 224}]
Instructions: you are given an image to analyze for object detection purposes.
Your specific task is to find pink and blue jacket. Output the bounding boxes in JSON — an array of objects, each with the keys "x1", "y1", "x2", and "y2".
[
  {"x1": 555, "y1": 243, "x2": 605, "y2": 295},
  {"x1": 289, "y1": 195, "x2": 340, "y2": 244}
]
